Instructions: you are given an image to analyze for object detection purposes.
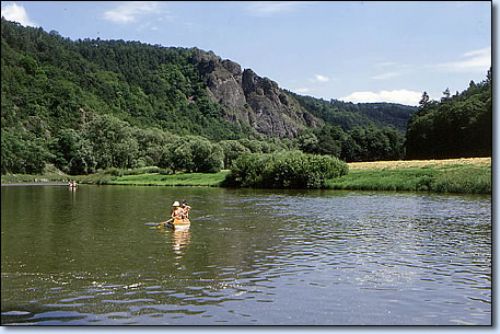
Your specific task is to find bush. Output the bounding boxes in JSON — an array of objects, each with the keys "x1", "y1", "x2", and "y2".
[
  {"x1": 104, "y1": 167, "x2": 124, "y2": 176},
  {"x1": 164, "y1": 136, "x2": 223, "y2": 173},
  {"x1": 224, "y1": 151, "x2": 348, "y2": 188}
]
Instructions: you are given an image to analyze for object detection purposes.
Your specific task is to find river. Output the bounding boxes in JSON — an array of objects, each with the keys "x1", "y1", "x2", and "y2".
[{"x1": 1, "y1": 185, "x2": 491, "y2": 325}]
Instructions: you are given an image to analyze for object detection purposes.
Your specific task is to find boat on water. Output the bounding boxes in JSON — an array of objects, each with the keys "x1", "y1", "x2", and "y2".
[{"x1": 158, "y1": 218, "x2": 191, "y2": 231}]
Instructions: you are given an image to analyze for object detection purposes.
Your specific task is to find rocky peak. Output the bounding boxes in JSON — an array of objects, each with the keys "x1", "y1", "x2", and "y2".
[
  {"x1": 221, "y1": 59, "x2": 242, "y2": 76},
  {"x1": 191, "y1": 49, "x2": 320, "y2": 138}
]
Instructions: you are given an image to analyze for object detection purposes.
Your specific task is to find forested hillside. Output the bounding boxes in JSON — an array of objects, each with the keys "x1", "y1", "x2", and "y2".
[
  {"x1": 289, "y1": 93, "x2": 416, "y2": 132},
  {"x1": 1, "y1": 19, "x2": 420, "y2": 175},
  {"x1": 406, "y1": 72, "x2": 492, "y2": 159}
]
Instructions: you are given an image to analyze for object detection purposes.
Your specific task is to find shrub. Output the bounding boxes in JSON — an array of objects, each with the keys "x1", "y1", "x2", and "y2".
[
  {"x1": 224, "y1": 151, "x2": 348, "y2": 188},
  {"x1": 104, "y1": 167, "x2": 123, "y2": 176}
]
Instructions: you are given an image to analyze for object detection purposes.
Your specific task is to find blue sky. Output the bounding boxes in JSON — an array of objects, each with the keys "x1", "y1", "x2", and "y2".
[{"x1": 0, "y1": 1, "x2": 492, "y2": 106}]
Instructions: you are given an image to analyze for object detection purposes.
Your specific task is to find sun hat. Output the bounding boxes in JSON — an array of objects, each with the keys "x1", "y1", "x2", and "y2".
[{"x1": 172, "y1": 201, "x2": 180, "y2": 207}]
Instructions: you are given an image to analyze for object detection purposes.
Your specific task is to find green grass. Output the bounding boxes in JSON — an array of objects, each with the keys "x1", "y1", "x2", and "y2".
[
  {"x1": 326, "y1": 162, "x2": 491, "y2": 194},
  {"x1": 2, "y1": 159, "x2": 491, "y2": 194},
  {"x1": 1, "y1": 163, "x2": 71, "y2": 184},
  {"x1": 77, "y1": 170, "x2": 230, "y2": 186},
  {"x1": 1, "y1": 166, "x2": 229, "y2": 187},
  {"x1": 1, "y1": 173, "x2": 71, "y2": 184}
]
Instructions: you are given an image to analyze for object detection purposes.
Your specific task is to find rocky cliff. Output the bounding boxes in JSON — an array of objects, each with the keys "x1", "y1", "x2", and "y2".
[{"x1": 191, "y1": 49, "x2": 320, "y2": 138}]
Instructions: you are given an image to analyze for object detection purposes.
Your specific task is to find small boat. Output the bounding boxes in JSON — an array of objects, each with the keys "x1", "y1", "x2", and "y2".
[{"x1": 158, "y1": 218, "x2": 190, "y2": 231}]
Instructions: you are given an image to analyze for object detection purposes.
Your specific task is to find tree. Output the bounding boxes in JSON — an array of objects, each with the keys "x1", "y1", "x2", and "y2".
[
  {"x1": 68, "y1": 139, "x2": 96, "y2": 174},
  {"x1": 166, "y1": 136, "x2": 224, "y2": 173},
  {"x1": 296, "y1": 130, "x2": 319, "y2": 154},
  {"x1": 441, "y1": 88, "x2": 450, "y2": 102},
  {"x1": 419, "y1": 91, "x2": 430, "y2": 108},
  {"x1": 219, "y1": 140, "x2": 251, "y2": 168},
  {"x1": 83, "y1": 114, "x2": 139, "y2": 169}
]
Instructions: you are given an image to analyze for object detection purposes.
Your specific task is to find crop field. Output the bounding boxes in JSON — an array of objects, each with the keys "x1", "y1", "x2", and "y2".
[
  {"x1": 348, "y1": 157, "x2": 491, "y2": 170},
  {"x1": 328, "y1": 158, "x2": 491, "y2": 194}
]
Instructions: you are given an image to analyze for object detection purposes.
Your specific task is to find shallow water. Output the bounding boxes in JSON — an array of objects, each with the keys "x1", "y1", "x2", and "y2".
[{"x1": 1, "y1": 185, "x2": 491, "y2": 325}]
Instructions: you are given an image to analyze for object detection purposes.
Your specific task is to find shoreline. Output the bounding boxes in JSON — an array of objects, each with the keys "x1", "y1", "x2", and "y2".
[
  {"x1": 1, "y1": 182, "x2": 69, "y2": 187},
  {"x1": 1, "y1": 158, "x2": 491, "y2": 194}
]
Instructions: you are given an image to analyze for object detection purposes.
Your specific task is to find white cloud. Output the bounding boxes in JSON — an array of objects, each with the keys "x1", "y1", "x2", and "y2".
[
  {"x1": 340, "y1": 89, "x2": 423, "y2": 106},
  {"x1": 294, "y1": 87, "x2": 311, "y2": 94},
  {"x1": 307, "y1": 74, "x2": 331, "y2": 83},
  {"x1": 245, "y1": 1, "x2": 312, "y2": 16},
  {"x1": 436, "y1": 47, "x2": 491, "y2": 72},
  {"x1": 103, "y1": 1, "x2": 161, "y2": 24},
  {"x1": 371, "y1": 71, "x2": 402, "y2": 80},
  {"x1": 1, "y1": 2, "x2": 37, "y2": 26},
  {"x1": 313, "y1": 74, "x2": 330, "y2": 83},
  {"x1": 376, "y1": 61, "x2": 398, "y2": 68}
]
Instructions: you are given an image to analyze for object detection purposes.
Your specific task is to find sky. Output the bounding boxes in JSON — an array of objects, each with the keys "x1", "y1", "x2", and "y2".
[{"x1": 0, "y1": 1, "x2": 492, "y2": 106}]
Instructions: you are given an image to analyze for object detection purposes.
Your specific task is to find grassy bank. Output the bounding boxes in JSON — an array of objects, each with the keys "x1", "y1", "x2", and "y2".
[
  {"x1": 1, "y1": 173, "x2": 68, "y2": 184},
  {"x1": 1, "y1": 163, "x2": 70, "y2": 184},
  {"x1": 2, "y1": 158, "x2": 491, "y2": 194},
  {"x1": 1, "y1": 167, "x2": 229, "y2": 187},
  {"x1": 326, "y1": 158, "x2": 491, "y2": 194},
  {"x1": 76, "y1": 170, "x2": 230, "y2": 186}
]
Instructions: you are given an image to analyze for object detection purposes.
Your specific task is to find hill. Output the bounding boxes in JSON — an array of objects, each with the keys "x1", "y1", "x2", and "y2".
[
  {"x1": 289, "y1": 93, "x2": 416, "y2": 132},
  {"x1": 1, "y1": 19, "x2": 416, "y2": 174}
]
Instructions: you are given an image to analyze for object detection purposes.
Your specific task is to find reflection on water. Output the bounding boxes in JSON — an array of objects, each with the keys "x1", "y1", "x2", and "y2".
[
  {"x1": 1, "y1": 186, "x2": 491, "y2": 325},
  {"x1": 171, "y1": 230, "x2": 191, "y2": 255}
]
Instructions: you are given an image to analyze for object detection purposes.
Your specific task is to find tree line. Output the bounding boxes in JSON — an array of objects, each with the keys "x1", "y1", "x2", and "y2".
[
  {"x1": 296, "y1": 124, "x2": 405, "y2": 162},
  {"x1": 289, "y1": 92, "x2": 416, "y2": 132},
  {"x1": 1, "y1": 110, "x2": 406, "y2": 175},
  {"x1": 406, "y1": 70, "x2": 491, "y2": 159},
  {"x1": 1, "y1": 112, "x2": 299, "y2": 174}
]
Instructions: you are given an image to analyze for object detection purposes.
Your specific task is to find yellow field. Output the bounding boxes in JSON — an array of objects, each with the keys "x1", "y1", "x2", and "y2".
[{"x1": 348, "y1": 157, "x2": 491, "y2": 170}]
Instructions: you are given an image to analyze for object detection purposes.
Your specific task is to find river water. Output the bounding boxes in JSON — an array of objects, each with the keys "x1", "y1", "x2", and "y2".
[{"x1": 1, "y1": 185, "x2": 491, "y2": 325}]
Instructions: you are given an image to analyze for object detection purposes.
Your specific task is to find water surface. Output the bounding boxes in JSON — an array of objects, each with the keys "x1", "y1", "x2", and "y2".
[{"x1": 1, "y1": 185, "x2": 491, "y2": 325}]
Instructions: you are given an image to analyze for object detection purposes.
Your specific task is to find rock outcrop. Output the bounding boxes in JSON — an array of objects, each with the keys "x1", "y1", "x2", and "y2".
[{"x1": 190, "y1": 49, "x2": 320, "y2": 138}]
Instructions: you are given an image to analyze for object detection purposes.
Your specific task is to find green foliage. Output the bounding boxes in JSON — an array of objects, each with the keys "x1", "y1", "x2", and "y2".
[
  {"x1": 83, "y1": 114, "x2": 139, "y2": 169},
  {"x1": 296, "y1": 124, "x2": 405, "y2": 162},
  {"x1": 215, "y1": 138, "x2": 297, "y2": 169},
  {"x1": 163, "y1": 136, "x2": 224, "y2": 173},
  {"x1": 218, "y1": 140, "x2": 251, "y2": 168},
  {"x1": 346, "y1": 126, "x2": 404, "y2": 162},
  {"x1": 288, "y1": 91, "x2": 417, "y2": 132},
  {"x1": 225, "y1": 151, "x2": 348, "y2": 188},
  {"x1": 51, "y1": 128, "x2": 96, "y2": 174},
  {"x1": 406, "y1": 70, "x2": 491, "y2": 159},
  {"x1": 1, "y1": 128, "x2": 53, "y2": 174}
]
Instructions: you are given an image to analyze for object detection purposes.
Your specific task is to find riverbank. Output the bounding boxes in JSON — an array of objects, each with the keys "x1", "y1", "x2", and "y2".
[
  {"x1": 0, "y1": 173, "x2": 70, "y2": 184},
  {"x1": 1, "y1": 158, "x2": 490, "y2": 194},
  {"x1": 77, "y1": 170, "x2": 230, "y2": 186},
  {"x1": 0, "y1": 167, "x2": 230, "y2": 187},
  {"x1": 327, "y1": 157, "x2": 491, "y2": 194}
]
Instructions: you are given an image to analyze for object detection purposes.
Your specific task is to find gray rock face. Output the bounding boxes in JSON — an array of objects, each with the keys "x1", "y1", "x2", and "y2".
[{"x1": 190, "y1": 50, "x2": 319, "y2": 138}]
